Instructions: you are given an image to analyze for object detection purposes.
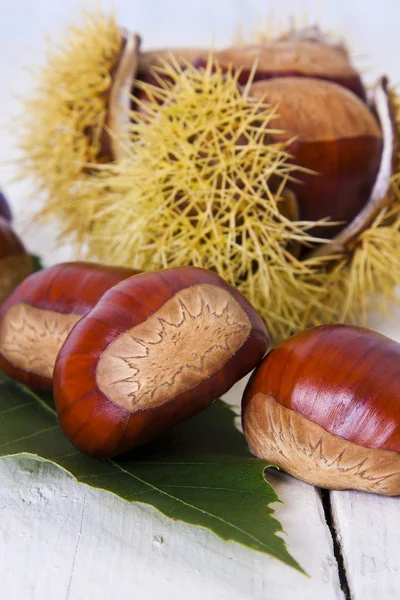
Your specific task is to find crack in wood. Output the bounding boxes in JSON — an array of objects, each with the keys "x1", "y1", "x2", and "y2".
[
  {"x1": 66, "y1": 490, "x2": 87, "y2": 600},
  {"x1": 320, "y1": 488, "x2": 351, "y2": 600}
]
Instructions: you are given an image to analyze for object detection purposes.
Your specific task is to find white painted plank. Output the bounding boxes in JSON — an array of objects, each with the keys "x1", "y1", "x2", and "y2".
[
  {"x1": 0, "y1": 374, "x2": 343, "y2": 600},
  {"x1": 331, "y1": 490, "x2": 400, "y2": 599},
  {"x1": 0, "y1": 453, "x2": 342, "y2": 600}
]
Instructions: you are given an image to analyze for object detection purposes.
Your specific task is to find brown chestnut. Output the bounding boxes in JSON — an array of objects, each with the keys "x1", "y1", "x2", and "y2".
[
  {"x1": 0, "y1": 262, "x2": 139, "y2": 390},
  {"x1": 242, "y1": 324, "x2": 400, "y2": 496},
  {"x1": 248, "y1": 77, "x2": 383, "y2": 240},
  {"x1": 138, "y1": 48, "x2": 207, "y2": 74},
  {"x1": 54, "y1": 266, "x2": 268, "y2": 458},
  {"x1": 201, "y1": 38, "x2": 366, "y2": 99},
  {"x1": 0, "y1": 217, "x2": 32, "y2": 305},
  {"x1": 134, "y1": 38, "x2": 365, "y2": 107}
]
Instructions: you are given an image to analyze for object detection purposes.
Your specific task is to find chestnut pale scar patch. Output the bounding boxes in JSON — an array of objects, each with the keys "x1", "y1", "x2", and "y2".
[
  {"x1": 0, "y1": 303, "x2": 81, "y2": 378},
  {"x1": 244, "y1": 392, "x2": 400, "y2": 496},
  {"x1": 97, "y1": 283, "x2": 251, "y2": 411},
  {"x1": 0, "y1": 255, "x2": 33, "y2": 303}
]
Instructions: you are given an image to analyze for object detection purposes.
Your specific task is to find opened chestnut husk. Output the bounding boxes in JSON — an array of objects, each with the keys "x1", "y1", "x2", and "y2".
[{"x1": 18, "y1": 9, "x2": 400, "y2": 342}]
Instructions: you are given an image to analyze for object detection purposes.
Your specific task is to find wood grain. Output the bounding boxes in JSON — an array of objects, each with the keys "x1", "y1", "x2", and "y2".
[
  {"x1": 0, "y1": 447, "x2": 343, "y2": 600},
  {"x1": 331, "y1": 489, "x2": 400, "y2": 599}
]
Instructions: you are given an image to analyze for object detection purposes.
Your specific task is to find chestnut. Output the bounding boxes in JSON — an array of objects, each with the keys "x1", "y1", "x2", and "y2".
[
  {"x1": 242, "y1": 324, "x2": 400, "y2": 496},
  {"x1": 138, "y1": 48, "x2": 207, "y2": 75},
  {"x1": 248, "y1": 77, "x2": 383, "y2": 240},
  {"x1": 0, "y1": 217, "x2": 32, "y2": 305},
  {"x1": 133, "y1": 36, "x2": 365, "y2": 109},
  {"x1": 0, "y1": 262, "x2": 139, "y2": 390},
  {"x1": 206, "y1": 38, "x2": 366, "y2": 99},
  {"x1": 54, "y1": 266, "x2": 268, "y2": 458},
  {"x1": 0, "y1": 190, "x2": 12, "y2": 221}
]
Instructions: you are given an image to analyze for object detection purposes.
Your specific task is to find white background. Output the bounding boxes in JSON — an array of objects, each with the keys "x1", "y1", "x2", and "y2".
[{"x1": 0, "y1": 2, "x2": 399, "y2": 600}]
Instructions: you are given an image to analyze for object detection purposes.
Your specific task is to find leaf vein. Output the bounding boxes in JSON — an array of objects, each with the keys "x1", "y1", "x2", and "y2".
[
  {"x1": 0, "y1": 425, "x2": 58, "y2": 449},
  {"x1": 108, "y1": 460, "x2": 276, "y2": 551},
  {"x1": 0, "y1": 401, "x2": 36, "y2": 416},
  {"x1": 17, "y1": 384, "x2": 57, "y2": 418}
]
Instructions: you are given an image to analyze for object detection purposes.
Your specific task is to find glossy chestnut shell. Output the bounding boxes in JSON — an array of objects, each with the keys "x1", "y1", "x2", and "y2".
[
  {"x1": 133, "y1": 39, "x2": 366, "y2": 110},
  {"x1": 242, "y1": 324, "x2": 400, "y2": 495},
  {"x1": 0, "y1": 262, "x2": 139, "y2": 390},
  {"x1": 212, "y1": 39, "x2": 366, "y2": 99},
  {"x1": 54, "y1": 266, "x2": 269, "y2": 458},
  {"x1": 249, "y1": 77, "x2": 383, "y2": 240}
]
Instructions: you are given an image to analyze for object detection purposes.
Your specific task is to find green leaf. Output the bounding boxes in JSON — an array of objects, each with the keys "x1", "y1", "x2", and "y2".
[{"x1": 0, "y1": 372, "x2": 303, "y2": 572}]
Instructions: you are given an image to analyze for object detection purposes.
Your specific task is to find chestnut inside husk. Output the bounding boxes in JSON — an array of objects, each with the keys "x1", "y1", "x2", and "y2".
[{"x1": 18, "y1": 12, "x2": 400, "y2": 341}]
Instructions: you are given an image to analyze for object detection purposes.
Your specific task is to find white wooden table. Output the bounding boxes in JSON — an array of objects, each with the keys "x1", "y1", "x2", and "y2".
[{"x1": 0, "y1": 2, "x2": 399, "y2": 598}]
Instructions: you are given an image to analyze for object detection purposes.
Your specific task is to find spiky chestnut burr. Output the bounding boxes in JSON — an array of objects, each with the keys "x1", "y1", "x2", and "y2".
[
  {"x1": 17, "y1": 11, "x2": 400, "y2": 341},
  {"x1": 18, "y1": 11, "x2": 140, "y2": 243},
  {"x1": 75, "y1": 57, "x2": 398, "y2": 340},
  {"x1": 242, "y1": 324, "x2": 400, "y2": 496},
  {"x1": 18, "y1": 12, "x2": 370, "y2": 247},
  {"x1": 134, "y1": 48, "x2": 207, "y2": 105},
  {"x1": 53, "y1": 266, "x2": 268, "y2": 458},
  {"x1": 0, "y1": 218, "x2": 32, "y2": 305},
  {"x1": 0, "y1": 262, "x2": 139, "y2": 390},
  {"x1": 71, "y1": 58, "x2": 322, "y2": 341}
]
